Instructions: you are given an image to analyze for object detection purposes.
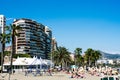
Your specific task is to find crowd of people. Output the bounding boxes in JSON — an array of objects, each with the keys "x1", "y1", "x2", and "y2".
[
  {"x1": 69, "y1": 66, "x2": 120, "y2": 79},
  {"x1": 70, "y1": 67, "x2": 85, "y2": 78},
  {"x1": 22, "y1": 66, "x2": 120, "y2": 79},
  {"x1": 87, "y1": 67, "x2": 119, "y2": 76}
]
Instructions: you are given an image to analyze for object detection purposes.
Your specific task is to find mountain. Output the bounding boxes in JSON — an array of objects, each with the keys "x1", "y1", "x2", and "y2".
[{"x1": 99, "y1": 51, "x2": 120, "y2": 59}]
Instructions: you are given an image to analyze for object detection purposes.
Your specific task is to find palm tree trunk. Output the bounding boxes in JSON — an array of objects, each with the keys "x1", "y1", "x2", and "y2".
[
  {"x1": 74, "y1": 55, "x2": 76, "y2": 66},
  {"x1": 1, "y1": 46, "x2": 3, "y2": 73},
  {"x1": 1, "y1": 43, "x2": 5, "y2": 73},
  {"x1": 65, "y1": 62, "x2": 67, "y2": 69},
  {"x1": 10, "y1": 52, "x2": 13, "y2": 74},
  {"x1": 10, "y1": 34, "x2": 14, "y2": 74},
  {"x1": 95, "y1": 61, "x2": 97, "y2": 67},
  {"x1": 61, "y1": 63, "x2": 62, "y2": 70},
  {"x1": 89, "y1": 58, "x2": 91, "y2": 67}
]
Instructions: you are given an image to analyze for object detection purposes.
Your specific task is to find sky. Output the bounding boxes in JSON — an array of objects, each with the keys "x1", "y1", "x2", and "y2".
[{"x1": 0, "y1": 0, "x2": 120, "y2": 54}]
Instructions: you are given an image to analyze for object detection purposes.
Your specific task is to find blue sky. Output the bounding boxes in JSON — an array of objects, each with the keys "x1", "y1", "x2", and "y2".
[{"x1": 0, "y1": 0, "x2": 120, "y2": 54}]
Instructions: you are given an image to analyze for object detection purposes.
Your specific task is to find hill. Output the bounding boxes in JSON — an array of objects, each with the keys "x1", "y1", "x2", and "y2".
[{"x1": 99, "y1": 51, "x2": 120, "y2": 59}]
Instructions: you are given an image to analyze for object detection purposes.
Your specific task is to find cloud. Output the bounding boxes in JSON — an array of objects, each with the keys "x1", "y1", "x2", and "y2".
[
  {"x1": 103, "y1": 50, "x2": 120, "y2": 54},
  {"x1": 6, "y1": 18, "x2": 14, "y2": 21}
]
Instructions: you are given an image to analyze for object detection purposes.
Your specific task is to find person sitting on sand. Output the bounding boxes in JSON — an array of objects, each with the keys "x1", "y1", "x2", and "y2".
[{"x1": 71, "y1": 72, "x2": 76, "y2": 78}]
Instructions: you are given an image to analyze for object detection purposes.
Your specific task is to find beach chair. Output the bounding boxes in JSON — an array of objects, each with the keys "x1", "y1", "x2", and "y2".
[
  {"x1": 116, "y1": 77, "x2": 119, "y2": 80},
  {"x1": 101, "y1": 77, "x2": 108, "y2": 80},
  {"x1": 118, "y1": 74, "x2": 120, "y2": 80},
  {"x1": 109, "y1": 77, "x2": 114, "y2": 80}
]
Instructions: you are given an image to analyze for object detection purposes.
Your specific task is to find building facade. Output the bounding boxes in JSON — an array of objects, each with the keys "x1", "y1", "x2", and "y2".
[
  {"x1": 13, "y1": 18, "x2": 52, "y2": 59},
  {"x1": 5, "y1": 46, "x2": 12, "y2": 51},
  {"x1": 51, "y1": 38, "x2": 58, "y2": 51},
  {"x1": 0, "y1": 15, "x2": 6, "y2": 52},
  {"x1": 45, "y1": 26, "x2": 52, "y2": 59}
]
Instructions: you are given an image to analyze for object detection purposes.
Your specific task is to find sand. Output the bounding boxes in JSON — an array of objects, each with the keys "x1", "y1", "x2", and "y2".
[{"x1": 0, "y1": 71, "x2": 101, "y2": 80}]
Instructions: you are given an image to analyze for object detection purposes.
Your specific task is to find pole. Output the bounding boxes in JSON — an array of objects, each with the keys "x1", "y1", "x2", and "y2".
[
  {"x1": 51, "y1": 52, "x2": 52, "y2": 68},
  {"x1": 1, "y1": 43, "x2": 4, "y2": 73},
  {"x1": 9, "y1": 42, "x2": 13, "y2": 80},
  {"x1": 1, "y1": 51, "x2": 3, "y2": 73},
  {"x1": 1, "y1": 52, "x2": 3, "y2": 73}
]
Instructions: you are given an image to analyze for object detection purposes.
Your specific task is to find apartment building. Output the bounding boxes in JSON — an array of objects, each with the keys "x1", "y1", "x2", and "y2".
[
  {"x1": 13, "y1": 18, "x2": 52, "y2": 59},
  {"x1": 51, "y1": 38, "x2": 58, "y2": 51},
  {"x1": 0, "y1": 15, "x2": 6, "y2": 52},
  {"x1": 45, "y1": 26, "x2": 52, "y2": 59}
]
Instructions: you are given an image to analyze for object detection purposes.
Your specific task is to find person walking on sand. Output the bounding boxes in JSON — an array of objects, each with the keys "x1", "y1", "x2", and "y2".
[{"x1": 48, "y1": 68, "x2": 52, "y2": 76}]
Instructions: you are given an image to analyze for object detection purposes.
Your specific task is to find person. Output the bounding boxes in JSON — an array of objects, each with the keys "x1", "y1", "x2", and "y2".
[
  {"x1": 7, "y1": 67, "x2": 11, "y2": 73},
  {"x1": 0, "y1": 66, "x2": 1, "y2": 72},
  {"x1": 86, "y1": 67, "x2": 88, "y2": 72},
  {"x1": 66, "y1": 69, "x2": 70, "y2": 74},
  {"x1": 25, "y1": 70, "x2": 27, "y2": 76},
  {"x1": 48, "y1": 68, "x2": 52, "y2": 76},
  {"x1": 71, "y1": 72, "x2": 75, "y2": 78},
  {"x1": 13, "y1": 70, "x2": 15, "y2": 74}
]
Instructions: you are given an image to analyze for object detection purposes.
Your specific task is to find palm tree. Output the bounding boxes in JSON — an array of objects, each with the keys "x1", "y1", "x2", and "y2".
[
  {"x1": 0, "y1": 28, "x2": 11, "y2": 73},
  {"x1": 77, "y1": 55, "x2": 84, "y2": 67},
  {"x1": 52, "y1": 46, "x2": 72, "y2": 69},
  {"x1": 7, "y1": 24, "x2": 21, "y2": 73},
  {"x1": 50, "y1": 50, "x2": 58, "y2": 65},
  {"x1": 63, "y1": 51, "x2": 72, "y2": 69},
  {"x1": 84, "y1": 48, "x2": 94, "y2": 67},
  {"x1": 84, "y1": 48, "x2": 102, "y2": 67},
  {"x1": 92, "y1": 50, "x2": 102, "y2": 66},
  {"x1": 74, "y1": 48, "x2": 82, "y2": 66}
]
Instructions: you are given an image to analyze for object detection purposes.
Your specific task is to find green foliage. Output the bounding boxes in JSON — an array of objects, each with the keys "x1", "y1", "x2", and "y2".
[
  {"x1": 84, "y1": 48, "x2": 102, "y2": 67},
  {"x1": 74, "y1": 48, "x2": 82, "y2": 55},
  {"x1": 48, "y1": 52, "x2": 52, "y2": 60},
  {"x1": 13, "y1": 54, "x2": 31, "y2": 58},
  {"x1": 4, "y1": 51, "x2": 11, "y2": 56},
  {"x1": 7, "y1": 24, "x2": 22, "y2": 73},
  {"x1": 0, "y1": 51, "x2": 11, "y2": 65},
  {"x1": 0, "y1": 26, "x2": 11, "y2": 72},
  {"x1": 74, "y1": 48, "x2": 82, "y2": 66},
  {"x1": 51, "y1": 46, "x2": 72, "y2": 69}
]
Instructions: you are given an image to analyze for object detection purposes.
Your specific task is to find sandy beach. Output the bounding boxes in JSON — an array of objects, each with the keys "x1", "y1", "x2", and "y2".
[{"x1": 0, "y1": 71, "x2": 101, "y2": 80}]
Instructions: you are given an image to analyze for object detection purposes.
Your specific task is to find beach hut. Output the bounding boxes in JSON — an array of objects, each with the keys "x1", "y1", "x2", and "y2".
[{"x1": 3, "y1": 56, "x2": 53, "y2": 72}]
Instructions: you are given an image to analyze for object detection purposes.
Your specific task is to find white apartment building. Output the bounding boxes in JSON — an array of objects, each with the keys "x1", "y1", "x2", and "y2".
[
  {"x1": 97, "y1": 59, "x2": 114, "y2": 64},
  {"x1": 13, "y1": 18, "x2": 52, "y2": 59},
  {"x1": 0, "y1": 15, "x2": 6, "y2": 52}
]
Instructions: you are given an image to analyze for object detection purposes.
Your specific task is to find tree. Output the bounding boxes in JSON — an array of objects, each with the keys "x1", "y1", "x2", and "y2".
[
  {"x1": 63, "y1": 51, "x2": 72, "y2": 69},
  {"x1": 84, "y1": 48, "x2": 94, "y2": 67},
  {"x1": 92, "y1": 50, "x2": 102, "y2": 66},
  {"x1": 0, "y1": 28, "x2": 11, "y2": 73},
  {"x1": 77, "y1": 55, "x2": 84, "y2": 67},
  {"x1": 51, "y1": 46, "x2": 72, "y2": 69},
  {"x1": 84, "y1": 48, "x2": 102, "y2": 67},
  {"x1": 48, "y1": 50, "x2": 58, "y2": 68},
  {"x1": 74, "y1": 48, "x2": 82, "y2": 66},
  {"x1": 7, "y1": 24, "x2": 21, "y2": 73},
  {"x1": 13, "y1": 53, "x2": 31, "y2": 58},
  {"x1": 4, "y1": 51, "x2": 11, "y2": 56}
]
